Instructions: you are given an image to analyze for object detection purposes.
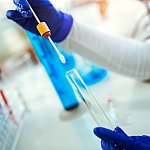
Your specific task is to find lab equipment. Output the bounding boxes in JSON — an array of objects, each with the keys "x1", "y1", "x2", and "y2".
[
  {"x1": 107, "y1": 99, "x2": 118, "y2": 124},
  {"x1": 94, "y1": 126, "x2": 150, "y2": 150},
  {"x1": 0, "y1": 87, "x2": 26, "y2": 150},
  {"x1": 0, "y1": 89, "x2": 17, "y2": 124},
  {"x1": 0, "y1": 102, "x2": 16, "y2": 150},
  {"x1": 26, "y1": 31, "x2": 79, "y2": 110},
  {"x1": 66, "y1": 69, "x2": 113, "y2": 128}
]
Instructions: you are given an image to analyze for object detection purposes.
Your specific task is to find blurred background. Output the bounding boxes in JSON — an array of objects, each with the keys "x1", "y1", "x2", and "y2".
[{"x1": 0, "y1": 0, "x2": 150, "y2": 150}]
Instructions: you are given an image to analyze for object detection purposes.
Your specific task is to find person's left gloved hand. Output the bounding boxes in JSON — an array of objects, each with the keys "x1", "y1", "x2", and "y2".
[{"x1": 94, "y1": 126, "x2": 150, "y2": 150}]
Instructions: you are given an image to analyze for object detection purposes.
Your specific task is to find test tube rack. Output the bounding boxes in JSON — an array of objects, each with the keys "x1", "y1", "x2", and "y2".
[{"x1": 0, "y1": 89, "x2": 25, "y2": 150}]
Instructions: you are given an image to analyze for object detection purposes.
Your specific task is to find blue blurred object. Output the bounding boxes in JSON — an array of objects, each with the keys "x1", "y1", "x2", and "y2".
[
  {"x1": 77, "y1": 65, "x2": 107, "y2": 86},
  {"x1": 26, "y1": 31, "x2": 79, "y2": 110}
]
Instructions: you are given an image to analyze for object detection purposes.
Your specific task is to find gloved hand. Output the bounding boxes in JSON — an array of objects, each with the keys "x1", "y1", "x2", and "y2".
[
  {"x1": 94, "y1": 127, "x2": 150, "y2": 150},
  {"x1": 6, "y1": 0, "x2": 73, "y2": 42}
]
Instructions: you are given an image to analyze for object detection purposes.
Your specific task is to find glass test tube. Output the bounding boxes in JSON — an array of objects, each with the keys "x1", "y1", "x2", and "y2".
[{"x1": 66, "y1": 69, "x2": 114, "y2": 129}]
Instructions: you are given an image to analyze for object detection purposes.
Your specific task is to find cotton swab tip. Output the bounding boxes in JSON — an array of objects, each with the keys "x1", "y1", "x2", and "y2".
[{"x1": 59, "y1": 54, "x2": 66, "y2": 64}]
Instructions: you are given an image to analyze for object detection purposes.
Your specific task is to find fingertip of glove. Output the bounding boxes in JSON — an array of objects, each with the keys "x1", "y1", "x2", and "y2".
[
  {"x1": 6, "y1": 10, "x2": 22, "y2": 20},
  {"x1": 114, "y1": 126, "x2": 128, "y2": 136},
  {"x1": 93, "y1": 127, "x2": 99, "y2": 136},
  {"x1": 6, "y1": 10, "x2": 14, "y2": 19},
  {"x1": 114, "y1": 126, "x2": 122, "y2": 132},
  {"x1": 6, "y1": 10, "x2": 26, "y2": 21},
  {"x1": 94, "y1": 127, "x2": 119, "y2": 142},
  {"x1": 21, "y1": 10, "x2": 33, "y2": 18},
  {"x1": 94, "y1": 127, "x2": 107, "y2": 138}
]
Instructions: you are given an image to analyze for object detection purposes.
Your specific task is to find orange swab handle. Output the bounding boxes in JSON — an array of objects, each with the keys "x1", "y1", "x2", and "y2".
[{"x1": 37, "y1": 22, "x2": 51, "y2": 38}]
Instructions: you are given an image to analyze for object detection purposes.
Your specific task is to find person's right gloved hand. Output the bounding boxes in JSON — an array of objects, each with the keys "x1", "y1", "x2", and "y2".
[
  {"x1": 94, "y1": 126, "x2": 150, "y2": 150},
  {"x1": 6, "y1": 0, "x2": 73, "y2": 42}
]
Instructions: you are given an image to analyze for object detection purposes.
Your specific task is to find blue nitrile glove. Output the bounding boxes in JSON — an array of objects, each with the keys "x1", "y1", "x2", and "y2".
[
  {"x1": 94, "y1": 127, "x2": 150, "y2": 150},
  {"x1": 6, "y1": 0, "x2": 73, "y2": 42}
]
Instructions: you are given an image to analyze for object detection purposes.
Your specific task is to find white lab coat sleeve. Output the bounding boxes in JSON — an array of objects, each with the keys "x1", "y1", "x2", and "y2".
[{"x1": 59, "y1": 20, "x2": 150, "y2": 80}]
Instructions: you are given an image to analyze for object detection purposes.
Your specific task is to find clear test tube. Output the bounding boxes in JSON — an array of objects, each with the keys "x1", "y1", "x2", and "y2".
[{"x1": 66, "y1": 69, "x2": 114, "y2": 129}]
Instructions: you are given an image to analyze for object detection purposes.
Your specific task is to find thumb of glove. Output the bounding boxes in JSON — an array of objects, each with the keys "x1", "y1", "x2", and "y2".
[{"x1": 114, "y1": 126, "x2": 127, "y2": 136}]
